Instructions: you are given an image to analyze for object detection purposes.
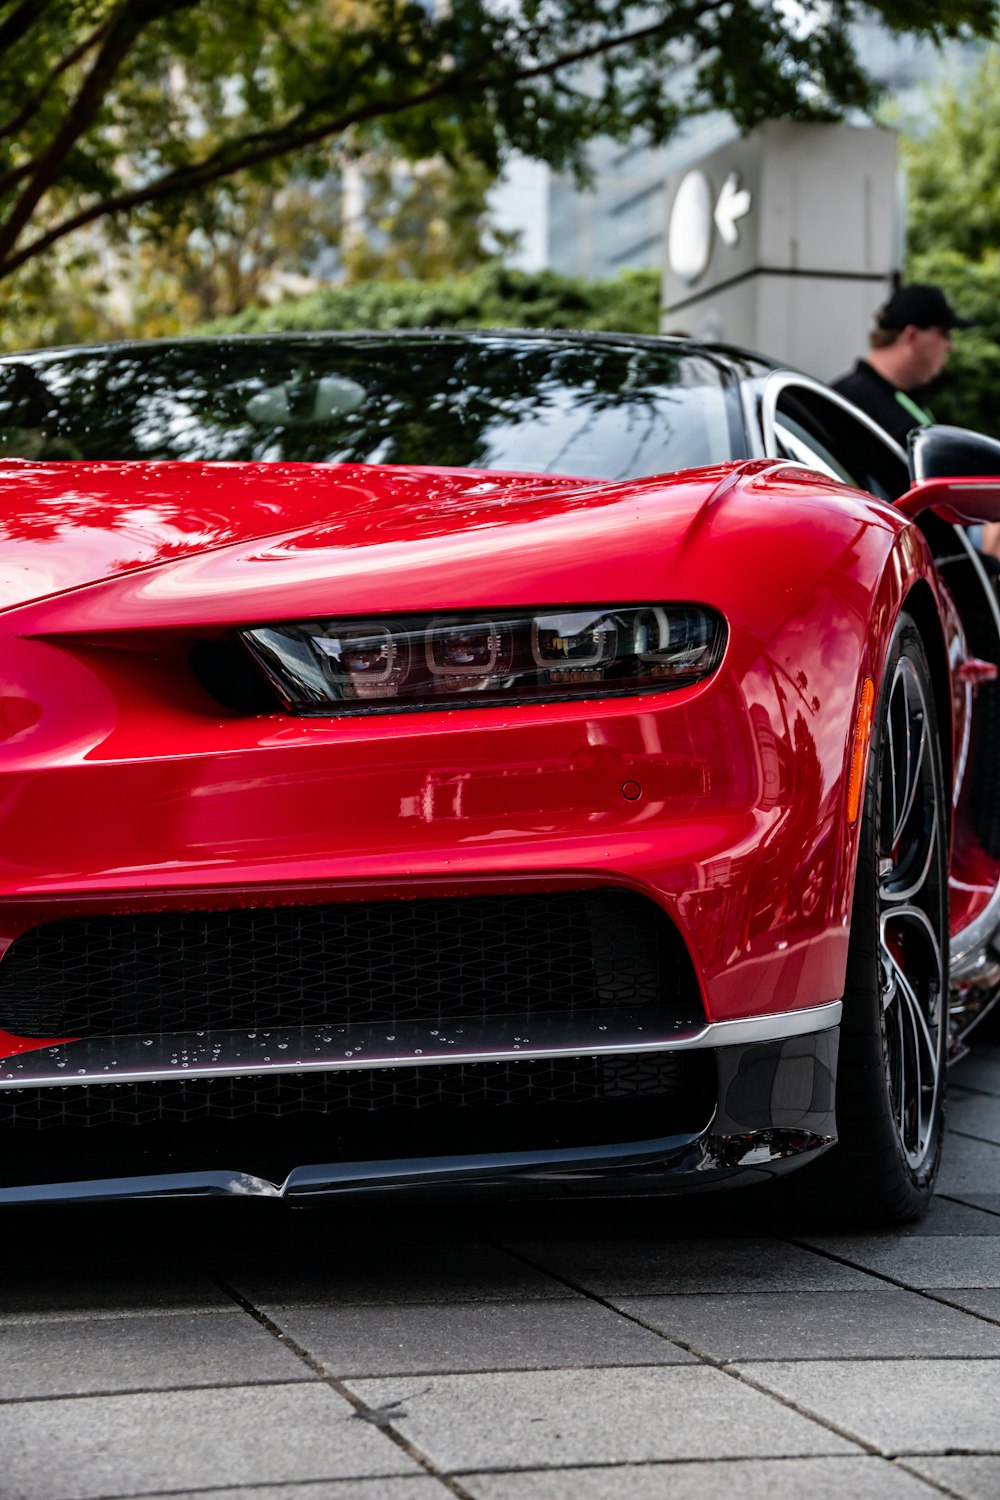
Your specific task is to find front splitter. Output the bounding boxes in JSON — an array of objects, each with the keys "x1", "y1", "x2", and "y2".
[
  {"x1": 0, "y1": 1122, "x2": 834, "y2": 1206},
  {"x1": 1, "y1": 1027, "x2": 841, "y2": 1205}
]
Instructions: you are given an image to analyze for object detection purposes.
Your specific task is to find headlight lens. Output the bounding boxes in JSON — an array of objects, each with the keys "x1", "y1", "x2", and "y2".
[{"x1": 240, "y1": 605, "x2": 726, "y2": 715}]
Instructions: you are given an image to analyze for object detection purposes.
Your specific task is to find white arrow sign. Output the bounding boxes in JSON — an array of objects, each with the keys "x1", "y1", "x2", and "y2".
[{"x1": 714, "y1": 172, "x2": 751, "y2": 247}]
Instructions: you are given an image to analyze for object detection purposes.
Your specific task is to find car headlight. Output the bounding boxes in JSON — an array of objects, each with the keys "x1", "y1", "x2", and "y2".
[{"x1": 240, "y1": 605, "x2": 727, "y2": 715}]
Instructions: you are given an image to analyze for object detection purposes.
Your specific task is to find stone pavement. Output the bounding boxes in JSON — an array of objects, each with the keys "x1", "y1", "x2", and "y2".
[{"x1": 2, "y1": 1038, "x2": 1000, "y2": 1500}]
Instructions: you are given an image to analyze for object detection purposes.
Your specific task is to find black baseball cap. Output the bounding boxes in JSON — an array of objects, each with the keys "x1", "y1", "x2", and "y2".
[{"x1": 876, "y1": 282, "x2": 976, "y2": 331}]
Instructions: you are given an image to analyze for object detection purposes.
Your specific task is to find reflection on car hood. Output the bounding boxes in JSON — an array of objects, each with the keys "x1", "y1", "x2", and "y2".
[{"x1": 0, "y1": 458, "x2": 740, "y2": 618}]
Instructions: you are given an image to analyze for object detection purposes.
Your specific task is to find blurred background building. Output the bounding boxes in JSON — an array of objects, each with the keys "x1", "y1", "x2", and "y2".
[{"x1": 491, "y1": 20, "x2": 983, "y2": 280}]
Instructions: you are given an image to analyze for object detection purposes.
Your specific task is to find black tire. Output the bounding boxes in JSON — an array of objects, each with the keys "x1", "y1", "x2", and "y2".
[{"x1": 794, "y1": 612, "x2": 948, "y2": 1226}]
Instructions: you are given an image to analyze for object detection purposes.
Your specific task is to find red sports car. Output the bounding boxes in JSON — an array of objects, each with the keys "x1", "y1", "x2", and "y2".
[{"x1": 2, "y1": 330, "x2": 999, "y2": 1222}]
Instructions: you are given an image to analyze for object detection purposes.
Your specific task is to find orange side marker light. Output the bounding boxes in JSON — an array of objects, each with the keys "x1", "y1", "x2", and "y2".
[{"x1": 847, "y1": 677, "x2": 876, "y2": 826}]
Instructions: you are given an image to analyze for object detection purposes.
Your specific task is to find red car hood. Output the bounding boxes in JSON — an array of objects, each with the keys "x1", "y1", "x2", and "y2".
[
  {"x1": 0, "y1": 458, "x2": 753, "y2": 629},
  {"x1": 0, "y1": 460, "x2": 595, "y2": 614}
]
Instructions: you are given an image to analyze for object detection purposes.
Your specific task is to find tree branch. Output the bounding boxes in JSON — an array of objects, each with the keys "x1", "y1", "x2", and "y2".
[
  {"x1": 0, "y1": 0, "x2": 198, "y2": 267},
  {"x1": 0, "y1": 0, "x2": 50, "y2": 58},
  {"x1": 0, "y1": 17, "x2": 115, "y2": 145},
  {"x1": 0, "y1": 0, "x2": 722, "y2": 280}
]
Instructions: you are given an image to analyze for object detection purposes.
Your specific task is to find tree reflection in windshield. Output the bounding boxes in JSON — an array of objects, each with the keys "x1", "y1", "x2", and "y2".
[{"x1": 0, "y1": 335, "x2": 741, "y2": 481}]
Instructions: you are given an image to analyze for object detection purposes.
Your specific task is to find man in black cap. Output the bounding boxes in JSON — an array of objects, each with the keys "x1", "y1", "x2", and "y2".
[{"x1": 832, "y1": 282, "x2": 975, "y2": 446}]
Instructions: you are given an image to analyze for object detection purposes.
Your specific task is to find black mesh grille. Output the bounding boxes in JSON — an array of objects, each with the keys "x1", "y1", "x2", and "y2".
[
  {"x1": 0, "y1": 890, "x2": 701, "y2": 1039},
  {"x1": 0, "y1": 1054, "x2": 698, "y2": 1130}
]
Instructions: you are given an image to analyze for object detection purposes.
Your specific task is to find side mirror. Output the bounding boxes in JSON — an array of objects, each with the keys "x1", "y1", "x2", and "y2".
[
  {"x1": 909, "y1": 425, "x2": 1000, "y2": 483},
  {"x1": 897, "y1": 477, "x2": 1000, "y2": 525},
  {"x1": 899, "y1": 425, "x2": 1000, "y2": 524}
]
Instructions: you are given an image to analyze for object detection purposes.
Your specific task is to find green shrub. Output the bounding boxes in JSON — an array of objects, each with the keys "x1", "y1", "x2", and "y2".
[{"x1": 200, "y1": 263, "x2": 661, "y2": 338}]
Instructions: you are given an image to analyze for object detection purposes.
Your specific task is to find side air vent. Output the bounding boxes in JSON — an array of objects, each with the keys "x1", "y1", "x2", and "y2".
[{"x1": 188, "y1": 639, "x2": 280, "y2": 712}]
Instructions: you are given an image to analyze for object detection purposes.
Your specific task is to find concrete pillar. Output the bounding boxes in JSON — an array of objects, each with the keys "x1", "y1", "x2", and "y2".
[{"x1": 661, "y1": 121, "x2": 900, "y2": 380}]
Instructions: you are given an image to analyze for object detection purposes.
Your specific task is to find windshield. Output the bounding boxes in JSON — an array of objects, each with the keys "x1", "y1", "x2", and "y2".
[{"x1": 0, "y1": 335, "x2": 743, "y2": 481}]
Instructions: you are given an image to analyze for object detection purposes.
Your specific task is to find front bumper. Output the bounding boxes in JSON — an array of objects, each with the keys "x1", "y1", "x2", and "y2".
[{"x1": 0, "y1": 1015, "x2": 839, "y2": 1205}]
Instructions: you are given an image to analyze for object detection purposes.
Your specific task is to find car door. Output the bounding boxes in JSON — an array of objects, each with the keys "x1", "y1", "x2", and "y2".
[{"x1": 760, "y1": 370, "x2": 909, "y2": 498}]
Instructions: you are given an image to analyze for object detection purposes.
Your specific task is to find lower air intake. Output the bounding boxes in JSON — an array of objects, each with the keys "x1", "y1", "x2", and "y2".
[{"x1": 0, "y1": 889, "x2": 704, "y2": 1039}]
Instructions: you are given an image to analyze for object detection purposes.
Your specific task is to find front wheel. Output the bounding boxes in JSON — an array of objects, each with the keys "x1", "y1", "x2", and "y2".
[{"x1": 797, "y1": 614, "x2": 948, "y2": 1225}]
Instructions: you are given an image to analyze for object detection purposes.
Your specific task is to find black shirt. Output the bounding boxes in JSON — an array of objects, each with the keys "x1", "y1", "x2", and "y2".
[{"x1": 831, "y1": 360, "x2": 932, "y2": 448}]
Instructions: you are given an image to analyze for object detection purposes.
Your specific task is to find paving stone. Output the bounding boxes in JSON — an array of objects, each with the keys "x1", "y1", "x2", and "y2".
[
  {"x1": 943, "y1": 1193, "x2": 1000, "y2": 1216},
  {"x1": 271, "y1": 1297, "x2": 693, "y2": 1375},
  {"x1": 903, "y1": 1456, "x2": 1000, "y2": 1498},
  {"x1": 347, "y1": 1366, "x2": 856, "y2": 1469},
  {"x1": 0, "y1": 1312, "x2": 309, "y2": 1399},
  {"x1": 797, "y1": 1235, "x2": 1000, "y2": 1288},
  {"x1": 134, "y1": 1484, "x2": 441, "y2": 1500},
  {"x1": 0, "y1": 1265, "x2": 235, "y2": 1323},
  {"x1": 505, "y1": 1237, "x2": 880, "y2": 1295},
  {"x1": 951, "y1": 1047, "x2": 1000, "y2": 1098},
  {"x1": 886, "y1": 1197, "x2": 1000, "y2": 1236},
  {"x1": 0, "y1": 1383, "x2": 418, "y2": 1500},
  {"x1": 926, "y1": 1288, "x2": 1000, "y2": 1321},
  {"x1": 226, "y1": 1241, "x2": 566, "y2": 1307},
  {"x1": 949, "y1": 1091, "x2": 1000, "y2": 1146},
  {"x1": 614, "y1": 1289, "x2": 1000, "y2": 1360},
  {"x1": 937, "y1": 1134, "x2": 1000, "y2": 1198},
  {"x1": 462, "y1": 1456, "x2": 943, "y2": 1499},
  {"x1": 735, "y1": 1358, "x2": 1000, "y2": 1455}
]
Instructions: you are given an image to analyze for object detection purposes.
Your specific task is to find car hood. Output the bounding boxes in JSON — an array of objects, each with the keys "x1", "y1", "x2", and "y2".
[
  {"x1": 0, "y1": 459, "x2": 597, "y2": 614},
  {"x1": 0, "y1": 457, "x2": 758, "y2": 626},
  {"x1": 0, "y1": 456, "x2": 890, "y2": 637}
]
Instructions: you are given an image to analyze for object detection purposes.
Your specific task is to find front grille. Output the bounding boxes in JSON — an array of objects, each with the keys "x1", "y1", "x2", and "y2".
[
  {"x1": 0, "y1": 890, "x2": 702, "y2": 1039},
  {"x1": 0, "y1": 1053, "x2": 700, "y2": 1130}
]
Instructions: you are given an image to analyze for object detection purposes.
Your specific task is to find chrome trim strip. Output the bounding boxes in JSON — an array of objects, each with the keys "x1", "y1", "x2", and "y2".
[
  {"x1": 759, "y1": 370, "x2": 909, "y2": 469},
  {"x1": 0, "y1": 1000, "x2": 842, "y2": 1089}
]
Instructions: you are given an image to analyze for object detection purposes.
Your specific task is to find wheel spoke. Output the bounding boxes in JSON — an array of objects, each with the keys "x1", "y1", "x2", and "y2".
[
  {"x1": 902, "y1": 974, "x2": 925, "y2": 1141},
  {"x1": 879, "y1": 806, "x2": 938, "y2": 905},
  {"x1": 897, "y1": 959, "x2": 938, "y2": 1066},
  {"x1": 880, "y1": 903, "x2": 943, "y2": 1165},
  {"x1": 878, "y1": 660, "x2": 937, "y2": 906},
  {"x1": 894, "y1": 997, "x2": 907, "y2": 1137},
  {"x1": 897, "y1": 666, "x2": 912, "y2": 846},
  {"x1": 893, "y1": 710, "x2": 926, "y2": 850},
  {"x1": 886, "y1": 698, "x2": 899, "y2": 846}
]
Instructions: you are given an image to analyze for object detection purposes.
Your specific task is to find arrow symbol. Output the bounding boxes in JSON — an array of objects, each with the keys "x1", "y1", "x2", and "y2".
[{"x1": 714, "y1": 172, "x2": 751, "y2": 247}]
